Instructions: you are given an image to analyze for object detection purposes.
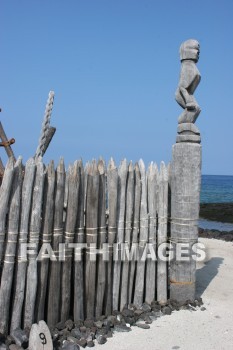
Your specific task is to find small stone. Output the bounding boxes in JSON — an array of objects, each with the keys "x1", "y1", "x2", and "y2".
[
  {"x1": 140, "y1": 303, "x2": 151, "y2": 313},
  {"x1": 201, "y1": 307, "x2": 206, "y2": 311},
  {"x1": 114, "y1": 324, "x2": 131, "y2": 333},
  {"x1": 86, "y1": 340, "x2": 95, "y2": 347},
  {"x1": 106, "y1": 330, "x2": 113, "y2": 338},
  {"x1": 122, "y1": 309, "x2": 134, "y2": 318},
  {"x1": 96, "y1": 335, "x2": 107, "y2": 345},
  {"x1": 94, "y1": 321, "x2": 103, "y2": 329},
  {"x1": 11, "y1": 328, "x2": 29, "y2": 348},
  {"x1": 9, "y1": 345, "x2": 24, "y2": 350},
  {"x1": 107, "y1": 315, "x2": 117, "y2": 326},
  {"x1": 134, "y1": 309, "x2": 143, "y2": 317},
  {"x1": 65, "y1": 320, "x2": 74, "y2": 331},
  {"x1": 56, "y1": 321, "x2": 66, "y2": 330},
  {"x1": 61, "y1": 340, "x2": 80, "y2": 350},
  {"x1": 75, "y1": 321, "x2": 83, "y2": 328},
  {"x1": 76, "y1": 338, "x2": 87, "y2": 348},
  {"x1": 84, "y1": 320, "x2": 95, "y2": 329},
  {"x1": 124, "y1": 317, "x2": 135, "y2": 326},
  {"x1": 162, "y1": 306, "x2": 172, "y2": 315},
  {"x1": 79, "y1": 327, "x2": 87, "y2": 333},
  {"x1": 71, "y1": 328, "x2": 82, "y2": 339},
  {"x1": 136, "y1": 323, "x2": 150, "y2": 329}
]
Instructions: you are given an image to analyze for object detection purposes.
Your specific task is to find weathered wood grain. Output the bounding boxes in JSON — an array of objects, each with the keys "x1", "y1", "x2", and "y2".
[
  {"x1": 105, "y1": 158, "x2": 118, "y2": 315},
  {"x1": 120, "y1": 161, "x2": 134, "y2": 310},
  {"x1": 129, "y1": 163, "x2": 141, "y2": 304},
  {"x1": 145, "y1": 162, "x2": 158, "y2": 304},
  {"x1": 24, "y1": 158, "x2": 45, "y2": 329},
  {"x1": 35, "y1": 160, "x2": 55, "y2": 322},
  {"x1": 60, "y1": 161, "x2": 80, "y2": 322},
  {"x1": 0, "y1": 157, "x2": 15, "y2": 274},
  {"x1": 157, "y1": 162, "x2": 168, "y2": 304},
  {"x1": 113, "y1": 159, "x2": 127, "y2": 311},
  {"x1": 47, "y1": 158, "x2": 65, "y2": 327},
  {"x1": 85, "y1": 161, "x2": 99, "y2": 318},
  {"x1": 10, "y1": 158, "x2": 36, "y2": 332},
  {"x1": 134, "y1": 159, "x2": 148, "y2": 307},
  {"x1": 0, "y1": 157, "x2": 22, "y2": 334}
]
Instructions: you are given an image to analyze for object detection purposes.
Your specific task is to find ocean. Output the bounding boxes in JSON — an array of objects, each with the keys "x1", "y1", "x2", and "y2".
[{"x1": 200, "y1": 175, "x2": 233, "y2": 231}]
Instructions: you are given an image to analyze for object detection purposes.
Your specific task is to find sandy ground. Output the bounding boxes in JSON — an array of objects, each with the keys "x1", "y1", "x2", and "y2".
[{"x1": 95, "y1": 238, "x2": 233, "y2": 350}]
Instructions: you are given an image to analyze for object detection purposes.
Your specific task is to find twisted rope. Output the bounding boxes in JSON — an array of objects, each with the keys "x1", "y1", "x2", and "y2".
[{"x1": 35, "y1": 91, "x2": 55, "y2": 158}]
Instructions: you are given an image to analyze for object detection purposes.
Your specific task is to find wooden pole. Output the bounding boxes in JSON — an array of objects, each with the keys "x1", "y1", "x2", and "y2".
[
  {"x1": 35, "y1": 160, "x2": 55, "y2": 322},
  {"x1": 112, "y1": 159, "x2": 127, "y2": 311},
  {"x1": 60, "y1": 161, "x2": 80, "y2": 322},
  {"x1": 47, "y1": 158, "x2": 65, "y2": 327},
  {"x1": 157, "y1": 162, "x2": 168, "y2": 304},
  {"x1": 0, "y1": 157, "x2": 4, "y2": 177},
  {"x1": 0, "y1": 157, "x2": 22, "y2": 334},
  {"x1": 41, "y1": 127, "x2": 56, "y2": 157},
  {"x1": 0, "y1": 157, "x2": 15, "y2": 275},
  {"x1": 134, "y1": 159, "x2": 148, "y2": 307},
  {"x1": 85, "y1": 160, "x2": 99, "y2": 319},
  {"x1": 10, "y1": 158, "x2": 36, "y2": 332},
  {"x1": 95, "y1": 159, "x2": 107, "y2": 318},
  {"x1": 105, "y1": 158, "x2": 118, "y2": 315},
  {"x1": 0, "y1": 122, "x2": 16, "y2": 161},
  {"x1": 120, "y1": 161, "x2": 134, "y2": 310},
  {"x1": 74, "y1": 160, "x2": 85, "y2": 321},
  {"x1": 145, "y1": 162, "x2": 158, "y2": 304},
  {"x1": 170, "y1": 143, "x2": 201, "y2": 302},
  {"x1": 24, "y1": 159, "x2": 45, "y2": 329},
  {"x1": 128, "y1": 162, "x2": 141, "y2": 304}
]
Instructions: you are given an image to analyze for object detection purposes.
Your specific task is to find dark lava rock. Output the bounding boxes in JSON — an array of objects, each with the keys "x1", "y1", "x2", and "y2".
[
  {"x1": 124, "y1": 316, "x2": 135, "y2": 326},
  {"x1": 65, "y1": 320, "x2": 74, "y2": 331},
  {"x1": 201, "y1": 307, "x2": 206, "y2": 311},
  {"x1": 76, "y1": 338, "x2": 87, "y2": 348},
  {"x1": 94, "y1": 321, "x2": 103, "y2": 329},
  {"x1": 162, "y1": 306, "x2": 172, "y2": 315},
  {"x1": 107, "y1": 315, "x2": 118, "y2": 327},
  {"x1": 140, "y1": 303, "x2": 151, "y2": 313},
  {"x1": 134, "y1": 309, "x2": 144, "y2": 317},
  {"x1": 62, "y1": 340, "x2": 80, "y2": 350},
  {"x1": 84, "y1": 320, "x2": 95, "y2": 329},
  {"x1": 114, "y1": 324, "x2": 131, "y2": 333},
  {"x1": 106, "y1": 330, "x2": 113, "y2": 338},
  {"x1": 56, "y1": 321, "x2": 66, "y2": 331},
  {"x1": 75, "y1": 320, "x2": 84, "y2": 328},
  {"x1": 96, "y1": 335, "x2": 107, "y2": 345},
  {"x1": 87, "y1": 340, "x2": 95, "y2": 347},
  {"x1": 136, "y1": 323, "x2": 150, "y2": 329},
  {"x1": 122, "y1": 309, "x2": 134, "y2": 318},
  {"x1": 71, "y1": 328, "x2": 82, "y2": 339},
  {"x1": 11, "y1": 328, "x2": 28, "y2": 348}
]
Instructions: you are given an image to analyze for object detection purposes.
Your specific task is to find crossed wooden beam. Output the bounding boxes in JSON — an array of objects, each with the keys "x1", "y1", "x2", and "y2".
[{"x1": 0, "y1": 120, "x2": 16, "y2": 176}]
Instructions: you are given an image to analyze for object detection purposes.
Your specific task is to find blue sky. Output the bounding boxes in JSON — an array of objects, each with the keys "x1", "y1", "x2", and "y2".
[{"x1": 1, "y1": 0, "x2": 233, "y2": 175}]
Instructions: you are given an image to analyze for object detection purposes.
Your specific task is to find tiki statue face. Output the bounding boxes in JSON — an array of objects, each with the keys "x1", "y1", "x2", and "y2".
[{"x1": 179, "y1": 39, "x2": 200, "y2": 62}]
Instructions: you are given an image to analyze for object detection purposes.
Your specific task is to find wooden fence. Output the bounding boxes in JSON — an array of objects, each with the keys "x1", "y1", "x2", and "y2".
[{"x1": 0, "y1": 156, "x2": 170, "y2": 335}]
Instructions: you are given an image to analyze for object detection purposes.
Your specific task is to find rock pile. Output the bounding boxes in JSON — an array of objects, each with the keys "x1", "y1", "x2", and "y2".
[{"x1": 199, "y1": 227, "x2": 233, "y2": 241}]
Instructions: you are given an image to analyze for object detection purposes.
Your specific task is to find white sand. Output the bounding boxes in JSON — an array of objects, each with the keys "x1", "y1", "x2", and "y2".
[{"x1": 95, "y1": 238, "x2": 233, "y2": 350}]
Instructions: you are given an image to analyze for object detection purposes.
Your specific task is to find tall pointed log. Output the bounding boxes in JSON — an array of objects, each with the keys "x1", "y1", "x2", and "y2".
[
  {"x1": 0, "y1": 158, "x2": 22, "y2": 334},
  {"x1": 47, "y1": 158, "x2": 65, "y2": 327},
  {"x1": 11, "y1": 158, "x2": 36, "y2": 332}
]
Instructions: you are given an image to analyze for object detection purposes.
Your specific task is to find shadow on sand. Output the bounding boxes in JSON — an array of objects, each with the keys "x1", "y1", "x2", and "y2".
[{"x1": 196, "y1": 257, "x2": 224, "y2": 297}]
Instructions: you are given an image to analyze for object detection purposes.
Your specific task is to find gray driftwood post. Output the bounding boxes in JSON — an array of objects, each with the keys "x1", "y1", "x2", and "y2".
[
  {"x1": 145, "y1": 162, "x2": 158, "y2": 304},
  {"x1": 74, "y1": 160, "x2": 85, "y2": 322},
  {"x1": 157, "y1": 162, "x2": 168, "y2": 304},
  {"x1": 134, "y1": 159, "x2": 148, "y2": 307},
  {"x1": 95, "y1": 159, "x2": 107, "y2": 318},
  {"x1": 11, "y1": 158, "x2": 36, "y2": 332},
  {"x1": 85, "y1": 161, "x2": 99, "y2": 318},
  {"x1": 24, "y1": 159, "x2": 45, "y2": 329},
  {"x1": 0, "y1": 158, "x2": 22, "y2": 334},
  {"x1": 128, "y1": 163, "x2": 141, "y2": 303},
  {"x1": 120, "y1": 161, "x2": 134, "y2": 310},
  {"x1": 60, "y1": 161, "x2": 80, "y2": 322},
  {"x1": 113, "y1": 159, "x2": 127, "y2": 311},
  {"x1": 0, "y1": 157, "x2": 14, "y2": 274},
  {"x1": 105, "y1": 158, "x2": 118, "y2": 315},
  {"x1": 35, "y1": 161, "x2": 55, "y2": 322},
  {"x1": 170, "y1": 39, "x2": 202, "y2": 302},
  {"x1": 47, "y1": 158, "x2": 65, "y2": 327}
]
